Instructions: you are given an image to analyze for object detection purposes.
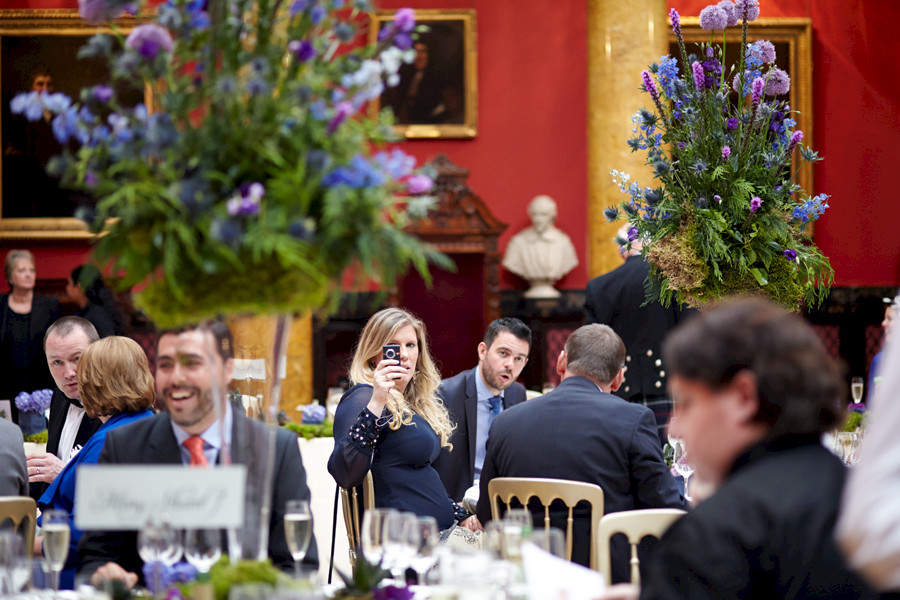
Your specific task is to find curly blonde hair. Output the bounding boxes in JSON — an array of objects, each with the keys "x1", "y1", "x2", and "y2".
[{"x1": 349, "y1": 308, "x2": 454, "y2": 448}]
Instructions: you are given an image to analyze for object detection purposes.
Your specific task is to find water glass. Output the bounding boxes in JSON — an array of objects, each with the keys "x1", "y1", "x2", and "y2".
[
  {"x1": 184, "y1": 528, "x2": 222, "y2": 576},
  {"x1": 284, "y1": 500, "x2": 312, "y2": 578},
  {"x1": 360, "y1": 508, "x2": 396, "y2": 565},
  {"x1": 382, "y1": 511, "x2": 417, "y2": 582},
  {"x1": 408, "y1": 516, "x2": 439, "y2": 585},
  {"x1": 0, "y1": 530, "x2": 31, "y2": 594}
]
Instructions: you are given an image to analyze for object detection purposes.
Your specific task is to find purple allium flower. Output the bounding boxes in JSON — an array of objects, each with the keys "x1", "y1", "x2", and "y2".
[
  {"x1": 677, "y1": 141, "x2": 687, "y2": 150},
  {"x1": 627, "y1": 226, "x2": 639, "y2": 242},
  {"x1": 393, "y1": 32, "x2": 413, "y2": 50},
  {"x1": 641, "y1": 70, "x2": 659, "y2": 101},
  {"x1": 327, "y1": 101, "x2": 353, "y2": 134},
  {"x1": 787, "y1": 130, "x2": 804, "y2": 155},
  {"x1": 125, "y1": 24, "x2": 174, "y2": 60},
  {"x1": 226, "y1": 182, "x2": 264, "y2": 217},
  {"x1": 749, "y1": 40, "x2": 776, "y2": 64},
  {"x1": 691, "y1": 61, "x2": 705, "y2": 90},
  {"x1": 749, "y1": 196, "x2": 762, "y2": 213},
  {"x1": 14, "y1": 389, "x2": 53, "y2": 413},
  {"x1": 288, "y1": 40, "x2": 316, "y2": 62},
  {"x1": 784, "y1": 249, "x2": 797, "y2": 261},
  {"x1": 373, "y1": 585, "x2": 415, "y2": 600},
  {"x1": 669, "y1": 8, "x2": 682, "y2": 38},
  {"x1": 726, "y1": 117, "x2": 739, "y2": 130},
  {"x1": 751, "y1": 77, "x2": 764, "y2": 108},
  {"x1": 763, "y1": 67, "x2": 791, "y2": 96},
  {"x1": 699, "y1": 5, "x2": 728, "y2": 30},
  {"x1": 717, "y1": 0, "x2": 738, "y2": 26},
  {"x1": 406, "y1": 174, "x2": 433, "y2": 194},
  {"x1": 714, "y1": 194, "x2": 722, "y2": 204},
  {"x1": 722, "y1": 145, "x2": 731, "y2": 162},
  {"x1": 92, "y1": 85, "x2": 114, "y2": 103},
  {"x1": 79, "y1": 0, "x2": 133, "y2": 24},
  {"x1": 735, "y1": 0, "x2": 760, "y2": 22},
  {"x1": 393, "y1": 8, "x2": 416, "y2": 33}
]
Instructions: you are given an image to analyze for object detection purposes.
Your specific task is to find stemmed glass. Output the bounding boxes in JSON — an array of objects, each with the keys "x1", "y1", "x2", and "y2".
[
  {"x1": 42, "y1": 509, "x2": 70, "y2": 594},
  {"x1": 283, "y1": 500, "x2": 313, "y2": 579},
  {"x1": 671, "y1": 438, "x2": 694, "y2": 502},
  {"x1": 138, "y1": 517, "x2": 183, "y2": 598},
  {"x1": 361, "y1": 507, "x2": 395, "y2": 565},
  {"x1": 851, "y1": 377, "x2": 864, "y2": 405},
  {"x1": 408, "y1": 516, "x2": 439, "y2": 585},
  {"x1": 382, "y1": 511, "x2": 417, "y2": 584},
  {"x1": 0, "y1": 531, "x2": 31, "y2": 594},
  {"x1": 183, "y1": 528, "x2": 222, "y2": 580}
]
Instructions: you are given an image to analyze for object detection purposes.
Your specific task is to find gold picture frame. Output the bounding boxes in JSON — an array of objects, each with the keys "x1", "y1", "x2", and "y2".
[
  {"x1": 0, "y1": 9, "x2": 147, "y2": 240},
  {"x1": 672, "y1": 17, "x2": 814, "y2": 197},
  {"x1": 369, "y1": 9, "x2": 477, "y2": 139}
]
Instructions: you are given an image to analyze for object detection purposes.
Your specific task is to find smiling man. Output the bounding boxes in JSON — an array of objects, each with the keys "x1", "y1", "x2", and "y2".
[
  {"x1": 78, "y1": 320, "x2": 318, "y2": 588},
  {"x1": 433, "y1": 318, "x2": 531, "y2": 502}
]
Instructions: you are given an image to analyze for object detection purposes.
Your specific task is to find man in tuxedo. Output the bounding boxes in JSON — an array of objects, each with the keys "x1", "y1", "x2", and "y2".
[
  {"x1": 434, "y1": 318, "x2": 531, "y2": 502},
  {"x1": 78, "y1": 320, "x2": 318, "y2": 588},
  {"x1": 476, "y1": 324, "x2": 684, "y2": 581},
  {"x1": 584, "y1": 229, "x2": 695, "y2": 446},
  {"x1": 27, "y1": 317, "x2": 102, "y2": 501}
]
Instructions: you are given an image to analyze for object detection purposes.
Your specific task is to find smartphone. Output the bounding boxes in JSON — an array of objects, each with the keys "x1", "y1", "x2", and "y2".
[{"x1": 382, "y1": 344, "x2": 401, "y2": 365}]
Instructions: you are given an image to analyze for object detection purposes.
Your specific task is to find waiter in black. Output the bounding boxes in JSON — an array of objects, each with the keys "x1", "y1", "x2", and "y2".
[
  {"x1": 27, "y1": 317, "x2": 102, "y2": 500},
  {"x1": 584, "y1": 228, "x2": 695, "y2": 446}
]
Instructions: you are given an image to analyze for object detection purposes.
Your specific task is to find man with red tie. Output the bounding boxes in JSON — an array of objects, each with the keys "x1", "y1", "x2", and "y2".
[{"x1": 78, "y1": 320, "x2": 318, "y2": 588}]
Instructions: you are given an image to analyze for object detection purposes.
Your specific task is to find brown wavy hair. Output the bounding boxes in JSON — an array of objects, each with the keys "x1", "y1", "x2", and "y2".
[{"x1": 78, "y1": 336, "x2": 156, "y2": 419}]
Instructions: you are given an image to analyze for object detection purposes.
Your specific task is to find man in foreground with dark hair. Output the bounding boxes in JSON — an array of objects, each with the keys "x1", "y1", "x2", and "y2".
[
  {"x1": 78, "y1": 320, "x2": 318, "y2": 588},
  {"x1": 604, "y1": 297, "x2": 876, "y2": 600},
  {"x1": 434, "y1": 317, "x2": 532, "y2": 503},
  {"x1": 477, "y1": 323, "x2": 683, "y2": 580}
]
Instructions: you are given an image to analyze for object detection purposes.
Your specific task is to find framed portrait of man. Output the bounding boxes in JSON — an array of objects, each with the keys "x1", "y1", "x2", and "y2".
[
  {"x1": 370, "y1": 9, "x2": 477, "y2": 139},
  {"x1": 0, "y1": 10, "x2": 145, "y2": 239}
]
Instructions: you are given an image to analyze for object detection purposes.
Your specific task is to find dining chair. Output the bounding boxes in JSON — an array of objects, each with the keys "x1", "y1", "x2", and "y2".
[
  {"x1": 488, "y1": 477, "x2": 605, "y2": 570},
  {"x1": 339, "y1": 471, "x2": 374, "y2": 568},
  {"x1": 0, "y1": 496, "x2": 38, "y2": 557},
  {"x1": 595, "y1": 508, "x2": 686, "y2": 586}
]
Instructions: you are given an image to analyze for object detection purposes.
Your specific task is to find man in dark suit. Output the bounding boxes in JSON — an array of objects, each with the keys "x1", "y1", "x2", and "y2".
[
  {"x1": 27, "y1": 317, "x2": 102, "y2": 502},
  {"x1": 476, "y1": 323, "x2": 684, "y2": 581},
  {"x1": 434, "y1": 318, "x2": 531, "y2": 502},
  {"x1": 78, "y1": 320, "x2": 318, "y2": 588},
  {"x1": 584, "y1": 231, "x2": 695, "y2": 445}
]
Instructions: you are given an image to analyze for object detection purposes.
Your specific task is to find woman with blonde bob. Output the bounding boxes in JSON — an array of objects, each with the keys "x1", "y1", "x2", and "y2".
[
  {"x1": 37, "y1": 336, "x2": 155, "y2": 589},
  {"x1": 329, "y1": 308, "x2": 481, "y2": 531}
]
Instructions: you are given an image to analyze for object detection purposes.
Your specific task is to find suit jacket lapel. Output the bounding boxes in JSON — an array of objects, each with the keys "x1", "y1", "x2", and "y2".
[
  {"x1": 148, "y1": 414, "x2": 184, "y2": 464},
  {"x1": 464, "y1": 369, "x2": 478, "y2": 482}
]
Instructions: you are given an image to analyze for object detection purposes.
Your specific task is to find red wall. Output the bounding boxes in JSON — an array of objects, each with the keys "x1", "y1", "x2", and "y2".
[{"x1": 4, "y1": 0, "x2": 898, "y2": 292}]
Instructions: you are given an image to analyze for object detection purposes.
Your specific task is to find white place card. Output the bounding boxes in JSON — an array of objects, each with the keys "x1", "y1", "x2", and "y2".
[{"x1": 75, "y1": 465, "x2": 246, "y2": 530}]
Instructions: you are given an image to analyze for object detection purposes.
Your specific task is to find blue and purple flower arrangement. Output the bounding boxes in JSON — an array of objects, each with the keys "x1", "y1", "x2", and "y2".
[
  {"x1": 606, "y1": 0, "x2": 833, "y2": 309},
  {"x1": 10, "y1": 0, "x2": 448, "y2": 326},
  {"x1": 15, "y1": 388, "x2": 52, "y2": 437}
]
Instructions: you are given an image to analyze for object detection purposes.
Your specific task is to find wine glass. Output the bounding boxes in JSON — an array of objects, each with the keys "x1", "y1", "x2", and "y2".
[
  {"x1": 671, "y1": 438, "x2": 694, "y2": 501},
  {"x1": 0, "y1": 531, "x2": 31, "y2": 594},
  {"x1": 382, "y1": 511, "x2": 417, "y2": 583},
  {"x1": 183, "y1": 528, "x2": 221, "y2": 579},
  {"x1": 408, "y1": 516, "x2": 439, "y2": 585},
  {"x1": 528, "y1": 527, "x2": 566, "y2": 559},
  {"x1": 284, "y1": 500, "x2": 313, "y2": 579},
  {"x1": 138, "y1": 517, "x2": 182, "y2": 598},
  {"x1": 42, "y1": 509, "x2": 70, "y2": 594},
  {"x1": 836, "y1": 432, "x2": 861, "y2": 466},
  {"x1": 360, "y1": 508, "x2": 395, "y2": 565},
  {"x1": 851, "y1": 377, "x2": 864, "y2": 405}
]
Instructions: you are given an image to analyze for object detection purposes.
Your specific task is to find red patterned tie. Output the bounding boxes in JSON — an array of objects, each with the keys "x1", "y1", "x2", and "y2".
[{"x1": 184, "y1": 436, "x2": 209, "y2": 467}]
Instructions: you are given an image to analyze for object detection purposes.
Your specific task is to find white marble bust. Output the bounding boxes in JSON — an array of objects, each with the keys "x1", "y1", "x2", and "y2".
[{"x1": 502, "y1": 195, "x2": 579, "y2": 298}]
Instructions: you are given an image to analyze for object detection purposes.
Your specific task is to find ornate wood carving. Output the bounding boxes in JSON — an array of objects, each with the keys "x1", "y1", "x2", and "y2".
[{"x1": 405, "y1": 153, "x2": 507, "y2": 323}]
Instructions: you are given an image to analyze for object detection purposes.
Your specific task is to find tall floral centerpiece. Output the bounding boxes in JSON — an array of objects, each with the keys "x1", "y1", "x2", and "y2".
[
  {"x1": 11, "y1": 0, "x2": 446, "y2": 569},
  {"x1": 605, "y1": 0, "x2": 833, "y2": 309}
]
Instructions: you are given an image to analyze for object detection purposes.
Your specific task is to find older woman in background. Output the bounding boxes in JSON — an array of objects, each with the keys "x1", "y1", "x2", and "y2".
[
  {"x1": 0, "y1": 249, "x2": 61, "y2": 425},
  {"x1": 329, "y1": 308, "x2": 480, "y2": 531},
  {"x1": 37, "y1": 336, "x2": 155, "y2": 589}
]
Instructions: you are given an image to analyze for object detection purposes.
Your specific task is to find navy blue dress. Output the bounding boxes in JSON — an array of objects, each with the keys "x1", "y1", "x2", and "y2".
[{"x1": 328, "y1": 384, "x2": 456, "y2": 529}]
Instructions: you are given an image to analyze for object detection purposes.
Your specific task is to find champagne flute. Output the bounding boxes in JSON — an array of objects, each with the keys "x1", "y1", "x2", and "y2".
[
  {"x1": 42, "y1": 509, "x2": 70, "y2": 594},
  {"x1": 851, "y1": 377, "x2": 864, "y2": 404},
  {"x1": 183, "y1": 529, "x2": 221, "y2": 579},
  {"x1": 408, "y1": 516, "x2": 439, "y2": 585},
  {"x1": 361, "y1": 508, "x2": 395, "y2": 565},
  {"x1": 672, "y1": 438, "x2": 694, "y2": 501},
  {"x1": 284, "y1": 500, "x2": 312, "y2": 579}
]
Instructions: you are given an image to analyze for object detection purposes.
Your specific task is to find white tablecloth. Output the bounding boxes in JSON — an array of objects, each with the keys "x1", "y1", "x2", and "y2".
[{"x1": 298, "y1": 437, "x2": 351, "y2": 582}]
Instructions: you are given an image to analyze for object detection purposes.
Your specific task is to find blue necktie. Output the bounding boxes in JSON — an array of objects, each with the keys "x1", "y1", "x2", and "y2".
[{"x1": 490, "y1": 395, "x2": 502, "y2": 418}]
